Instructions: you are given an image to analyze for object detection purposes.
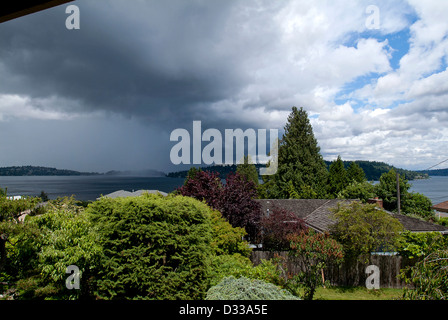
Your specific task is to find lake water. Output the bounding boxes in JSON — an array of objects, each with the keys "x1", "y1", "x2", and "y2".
[
  {"x1": 0, "y1": 176, "x2": 186, "y2": 201},
  {"x1": 408, "y1": 176, "x2": 448, "y2": 205},
  {"x1": 1, "y1": 175, "x2": 447, "y2": 205}
]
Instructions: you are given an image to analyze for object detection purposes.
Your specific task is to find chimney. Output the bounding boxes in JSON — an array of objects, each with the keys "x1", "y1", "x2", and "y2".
[{"x1": 367, "y1": 197, "x2": 383, "y2": 208}]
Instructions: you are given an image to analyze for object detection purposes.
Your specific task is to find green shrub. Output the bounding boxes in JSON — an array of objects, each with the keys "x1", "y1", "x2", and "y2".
[
  {"x1": 208, "y1": 254, "x2": 283, "y2": 288},
  {"x1": 401, "y1": 249, "x2": 448, "y2": 300},
  {"x1": 435, "y1": 217, "x2": 448, "y2": 227},
  {"x1": 10, "y1": 197, "x2": 102, "y2": 299},
  {"x1": 209, "y1": 210, "x2": 251, "y2": 257},
  {"x1": 87, "y1": 194, "x2": 214, "y2": 300},
  {"x1": 205, "y1": 276, "x2": 299, "y2": 300},
  {"x1": 397, "y1": 231, "x2": 448, "y2": 259}
]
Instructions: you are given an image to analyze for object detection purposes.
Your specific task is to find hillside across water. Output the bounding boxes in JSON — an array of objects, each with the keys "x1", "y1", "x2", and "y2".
[{"x1": 166, "y1": 160, "x2": 430, "y2": 181}]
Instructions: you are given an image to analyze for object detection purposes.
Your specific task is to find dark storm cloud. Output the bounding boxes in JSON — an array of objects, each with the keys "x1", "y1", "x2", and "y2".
[
  {"x1": 0, "y1": 0, "x2": 261, "y2": 131},
  {"x1": 2, "y1": 0, "x2": 446, "y2": 172}
]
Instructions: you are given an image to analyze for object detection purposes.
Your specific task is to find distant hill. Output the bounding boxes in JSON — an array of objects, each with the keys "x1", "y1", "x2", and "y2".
[
  {"x1": 0, "y1": 166, "x2": 99, "y2": 176},
  {"x1": 324, "y1": 160, "x2": 429, "y2": 181},
  {"x1": 166, "y1": 160, "x2": 427, "y2": 181},
  {"x1": 416, "y1": 168, "x2": 448, "y2": 176},
  {"x1": 166, "y1": 164, "x2": 243, "y2": 179}
]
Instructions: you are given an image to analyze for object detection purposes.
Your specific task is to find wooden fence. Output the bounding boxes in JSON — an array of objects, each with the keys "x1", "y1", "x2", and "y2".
[{"x1": 251, "y1": 251, "x2": 418, "y2": 289}]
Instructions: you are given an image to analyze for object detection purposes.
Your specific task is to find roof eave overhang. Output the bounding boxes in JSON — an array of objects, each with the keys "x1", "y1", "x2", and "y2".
[{"x1": 0, "y1": 0, "x2": 74, "y2": 23}]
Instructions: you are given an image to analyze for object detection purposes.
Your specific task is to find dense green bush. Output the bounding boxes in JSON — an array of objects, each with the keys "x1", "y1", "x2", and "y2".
[
  {"x1": 87, "y1": 194, "x2": 214, "y2": 300},
  {"x1": 1, "y1": 193, "x2": 41, "y2": 287},
  {"x1": 205, "y1": 276, "x2": 299, "y2": 300},
  {"x1": 209, "y1": 209, "x2": 251, "y2": 257},
  {"x1": 2, "y1": 193, "x2": 259, "y2": 300},
  {"x1": 397, "y1": 231, "x2": 448, "y2": 259},
  {"x1": 208, "y1": 254, "x2": 283, "y2": 288},
  {"x1": 401, "y1": 249, "x2": 448, "y2": 300},
  {"x1": 9, "y1": 198, "x2": 101, "y2": 299}
]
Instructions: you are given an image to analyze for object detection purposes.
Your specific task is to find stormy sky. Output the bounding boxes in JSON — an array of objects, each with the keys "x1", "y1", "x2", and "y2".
[{"x1": 0, "y1": 0, "x2": 447, "y2": 173}]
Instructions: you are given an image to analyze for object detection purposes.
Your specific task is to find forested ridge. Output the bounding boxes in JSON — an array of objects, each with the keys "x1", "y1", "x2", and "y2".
[
  {"x1": 0, "y1": 166, "x2": 98, "y2": 176},
  {"x1": 166, "y1": 160, "x2": 429, "y2": 181}
]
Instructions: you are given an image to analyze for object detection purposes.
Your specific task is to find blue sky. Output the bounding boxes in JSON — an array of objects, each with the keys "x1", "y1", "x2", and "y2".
[{"x1": 0, "y1": 0, "x2": 447, "y2": 173}]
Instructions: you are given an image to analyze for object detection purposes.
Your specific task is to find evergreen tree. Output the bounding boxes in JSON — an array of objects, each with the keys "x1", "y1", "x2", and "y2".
[
  {"x1": 346, "y1": 161, "x2": 366, "y2": 183},
  {"x1": 337, "y1": 180, "x2": 375, "y2": 203},
  {"x1": 271, "y1": 107, "x2": 328, "y2": 199},
  {"x1": 373, "y1": 169, "x2": 433, "y2": 218},
  {"x1": 237, "y1": 155, "x2": 259, "y2": 186},
  {"x1": 374, "y1": 169, "x2": 410, "y2": 212},
  {"x1": 183, "y1": 166, "x2": 202, "y2": 185},
  {"x1": 327, "y1": 155, "x2": 349, "y2": 197}
]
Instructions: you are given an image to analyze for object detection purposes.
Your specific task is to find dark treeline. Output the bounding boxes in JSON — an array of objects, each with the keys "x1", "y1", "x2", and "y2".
[
  {"x1": 417, "y1": 168, "x2": 448, "y2": 176},
  {"x1": 0, "y1": 166, "x2": 98, "y2": 176},
  {"x1": 166, "y1": 160, "x2": 428, "y2": 181}
]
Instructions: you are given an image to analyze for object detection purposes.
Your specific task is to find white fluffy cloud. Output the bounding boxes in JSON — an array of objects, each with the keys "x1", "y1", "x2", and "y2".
[{"x1": 304, "y1": 0, "x2": 448, "y2": 169}]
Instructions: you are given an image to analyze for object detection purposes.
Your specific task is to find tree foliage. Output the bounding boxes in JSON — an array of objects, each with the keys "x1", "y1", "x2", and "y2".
[
  {"x1": 2, "y1": 197, "x2": 101, "y2": 299},
  {"x1": 177, "y1": 170, "x2": 222, "y2": 209},
  {"x1": 220, "y1": 172, "x2": 261, "y2": 239},
  {"x1": 236, "y1": 155, "x2": 259, "y2": 186},
  {"x1": 2, "y1": 190, "x2": 259, "y2": 300},
  {"x1": 327, "y1": 155, "x2": 349, "y2": 196},
  {"x1": 208, "y1": 255, "x2": 282, "y2": 288},
  {"x1": 0, "y1": 194, "x2": 41, "y2": 277},
  {"x1": 374, "y1": 169, "x2": 434, "y2": 218},
  {"x1": 397, "y1": 231, "x2": 448, "y2": 259},
  {"x1": 259, "y1": 205, "x2": 307, "y2": 250},
  {"x1": 401, "y1": 249, "x2": 448, "y2": 300},
  {"x1": 177, "y1": 171, "x2": 261, "y2": 240},
  {"x1": 329, "y1": 201, "x2": 403, "y2": 260},
  {"x1": 270, "y1": 106, "x2": 328, "y2": 199},
  {"x1": 346, "y1": 161, "x2": 366, "y2": 183},
  {"x1": 87, "y1": 194, "x2": 214, "y2": 300},
  {"x1": 374, "y1": 169, "x2": 411, "y2": 212},
  {"x1": 337, "y1": 180, "x2": 376, "y2": 203},
  {"x1": 287, "y1": 231, "x2": 344, "y2": 300},
  {"x1": 402, "y1": 192, "x2": 434, "y2": 218},
  {"x1": 208, "y1": 209, "x2": 251, "y2": 257}
]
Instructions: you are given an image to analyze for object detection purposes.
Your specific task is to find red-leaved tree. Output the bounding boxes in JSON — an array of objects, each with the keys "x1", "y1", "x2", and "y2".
[
  {"x1": 259, "y1": 205, "x2": 308, "y2": 250},
  {"x1": 220, "y1": 172, "x2": 261, "y2": 241},
  {"x1": 176, "y1": 170, "x2": 222, "y2": 209},
  {"x1": 177, "y1": 171, "x2": 261, "y2": 240}
]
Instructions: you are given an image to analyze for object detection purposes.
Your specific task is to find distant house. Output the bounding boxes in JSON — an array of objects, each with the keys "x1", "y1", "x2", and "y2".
[
  {"x1": 97, "y1": 189, "x2": 168, "y2": 200},
  {"x1": 255, "y1": 199, "x2": 448, "y2": 235},
  {"x1": 431, "y1": 201, "x2": 448, "y2": 218},
  {"x1": 7, "y1": 195, "x2": 22, "y2": 200}
]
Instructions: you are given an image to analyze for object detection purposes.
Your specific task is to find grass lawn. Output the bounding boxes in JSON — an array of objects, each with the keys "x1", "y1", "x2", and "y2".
[{"x1": 310, "y1": 286, "x2": 404, "y2": 300}]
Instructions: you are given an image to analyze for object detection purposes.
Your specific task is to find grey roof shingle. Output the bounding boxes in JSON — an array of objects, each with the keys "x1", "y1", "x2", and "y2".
[
  {"x1": 391, "y1": 213, "x2": 448, "y2": 233},
  {"x1": 256, "y1": 199, "x2": 448, "y2": 234},
  {"x1": 255, "y1": 199, "x2": 329, "y2": 220}
]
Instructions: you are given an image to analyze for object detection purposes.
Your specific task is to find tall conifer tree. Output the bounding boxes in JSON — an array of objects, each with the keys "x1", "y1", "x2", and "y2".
[
  {"x1": 346, "y1": 161, "x2": 366, "y2": 183},
  {"x1": 327, "y1": 155, "x2": 349, "y2": 197},
  {"x1": 237, "y1": 155, "x2": 259, "y2": 186},
  {"x1": 271, "y1": 107, "x2": 328, "y2": 198}
]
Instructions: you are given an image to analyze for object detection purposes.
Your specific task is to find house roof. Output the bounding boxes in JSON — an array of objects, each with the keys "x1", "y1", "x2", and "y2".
[
  {"x1": 391, "y1": 213, "x2": 448, "y2": 233},
  {"x1": 0, "y1": 0, "x2": 74, "y2": 23},
  {"x1": 431, "y1": 201, "x2": 448, "y2": 213},
  {"x1": 255, "y1": 199, "x2": 448, "y2": 234},
  {"x1": 98, "y1": 189, "x2": 168, "y2": 199},
  {"x1": 256, "y1": 199, "x2": 330, "y2": 220}
]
